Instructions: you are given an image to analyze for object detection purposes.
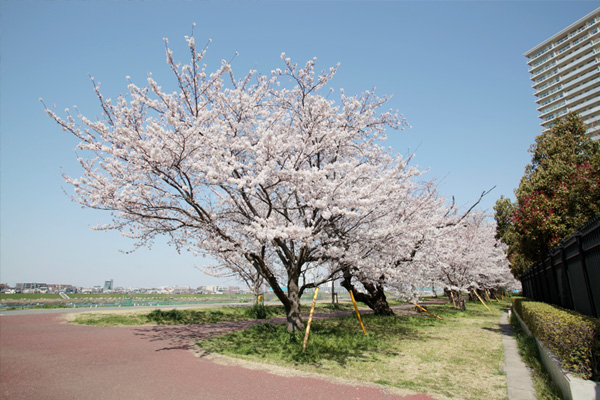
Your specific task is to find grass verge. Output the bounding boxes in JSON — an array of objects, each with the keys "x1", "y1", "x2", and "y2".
[
  {"x1": 510, "y1": 313, "x2": 563, "y2": 399},
  {"x1": 70, "y1": 302, "x2": 354, "y2": 326},
  {"x1": 198, "y1": 301, "x2": 510, "y2": 400}
]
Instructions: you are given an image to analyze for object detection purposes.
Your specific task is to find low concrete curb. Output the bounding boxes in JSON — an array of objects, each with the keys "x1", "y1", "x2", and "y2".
[
  {"x1": 500, "y1": 310, "x2": 536, "y2": 400},
  {"x1": 513, "y1": 309, "x2": 600, "y2": 400}
]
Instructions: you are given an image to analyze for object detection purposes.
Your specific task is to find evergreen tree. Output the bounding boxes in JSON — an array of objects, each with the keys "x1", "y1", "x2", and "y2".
[{"x1": 495, "y1": 113, "x2": 600, "y2": 278}]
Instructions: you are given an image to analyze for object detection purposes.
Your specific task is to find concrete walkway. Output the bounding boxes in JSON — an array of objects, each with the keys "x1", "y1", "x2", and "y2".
[{"x1": 500, "y1": 311, "x2": 537, "y2": 400}]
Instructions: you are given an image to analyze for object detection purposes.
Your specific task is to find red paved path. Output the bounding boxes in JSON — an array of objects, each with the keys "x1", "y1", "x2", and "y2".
[{"x1": 0, "y1": 313, "x2": 436, "y2": 400}]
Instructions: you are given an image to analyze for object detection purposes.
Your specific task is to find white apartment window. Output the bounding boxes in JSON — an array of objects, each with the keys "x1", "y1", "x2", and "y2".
[
  {"x1": 556, "y1": 36, "x2": 569, "y2": 46},
  {"x1": 573, "y1": 34, "x2": 590, "y2": 46},
  {"x1": 541, "y1": 100, "x2": 566, "y2": 114},
  {"x1": 535, "y1": 69, "x2": 560, "y2": 84},
  {"x1": 534, "y1": 61, "x2": 557, "y2": 76},
  {"x1": 533, "y1": 56, "x2": 550, "y2": 67},
  {"x1": 572, "y1": 25, "x2": 587, "y2": 36},
  {"x1": 532, "y1": 46, "x2": 551, "y2": 59},
  {"x1": 537, "y1": 77, "x2": 561, "y2": 90},
  {"x1": 557, "y1": 44, "x2": 572, "y2": 54}
]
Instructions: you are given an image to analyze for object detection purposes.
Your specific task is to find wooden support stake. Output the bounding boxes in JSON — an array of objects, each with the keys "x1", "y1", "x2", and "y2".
[
  {"x1": 302, "y1": 287, "x2": 319, "y2": 352},
  {"x1": 412, "y1": 302, "x2": 443, "y2": 320},
  {"x1": 450, "y1": 291, "x2": 456, "y2": 308},
  {"x1": 473, "y1": 290, "x2": 491, "y2": 312},
  {"x1": 349, "y1": 290, "x2": 367, "y2": 335}
]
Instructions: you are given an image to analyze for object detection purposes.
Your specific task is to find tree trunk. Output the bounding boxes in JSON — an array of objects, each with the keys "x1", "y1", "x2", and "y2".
[
  {"x1": 340, "y1": 270, "x2": 394, "y2": 316},
  {"x1": 284, "y1": 275, "x2": 304, "y2": 332},
  {"x1": 447, "y1": 289, "x2": 466, "y2": 311},
  {"x1": 254, "y1": 257, "x2": 305, "y2": 333}
]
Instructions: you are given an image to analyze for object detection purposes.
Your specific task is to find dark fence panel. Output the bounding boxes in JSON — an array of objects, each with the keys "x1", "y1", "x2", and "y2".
[{"x1": 521, "y1": 216, "x2": 600, "y2": 319}]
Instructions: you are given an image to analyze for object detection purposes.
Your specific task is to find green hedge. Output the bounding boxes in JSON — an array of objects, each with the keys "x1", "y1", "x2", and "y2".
[{"x1": 512, "y1": 297, "x2": 600, "y2": 380}]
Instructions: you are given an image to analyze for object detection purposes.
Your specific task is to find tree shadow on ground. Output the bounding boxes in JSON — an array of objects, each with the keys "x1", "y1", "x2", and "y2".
[
  {"x1": 482, "y1": 326, "x2": 502, "y2": 333},
  {"x1": 132, "y1": 309, "x2": 361, "y2": 352},
  {"x1": 131, "y1": 303, "x2": 443, "y2": 356}
]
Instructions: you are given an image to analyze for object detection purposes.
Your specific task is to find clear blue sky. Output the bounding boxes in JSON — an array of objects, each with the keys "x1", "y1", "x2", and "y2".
[{"x1": 1, "y1": 0, "x2": 597, "y2": 289}]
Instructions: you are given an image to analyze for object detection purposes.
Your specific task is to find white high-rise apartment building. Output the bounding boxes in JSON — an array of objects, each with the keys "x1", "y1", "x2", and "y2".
[{"x1": 524, "y1": 7, "x2": 600, "y2": 140}]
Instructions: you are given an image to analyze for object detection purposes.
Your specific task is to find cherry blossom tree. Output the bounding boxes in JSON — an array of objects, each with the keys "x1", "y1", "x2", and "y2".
[
  {"x1": 44, "y1": 36, "x2": 417, "y2": 332},
  {"x1": 335, "y1": 183, "x2": 497, "y2": 314},
  {"x1": 418, "y1": 211, "x2": 516, "y2": 310},
  {"x1": 334, "y1": 179, "x2": 449, "y2": 314}
]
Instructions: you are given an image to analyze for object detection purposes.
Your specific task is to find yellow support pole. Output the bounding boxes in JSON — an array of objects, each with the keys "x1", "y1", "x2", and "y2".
[
  {"x1": 349, "y1": 290, "x2": 367, "y2": 335},
  {"x1": 473, "y1": 290, "x2": 491, "y2": 312},
  {"x1": 450, "y1": 291, "x2": 456, "y2": 308},
  {"x1": 412, "y1": 302, "x2": 443, "y2": 320},
  {"x1": 302, "y1": 287, "x2": 320, "y2": 352}
]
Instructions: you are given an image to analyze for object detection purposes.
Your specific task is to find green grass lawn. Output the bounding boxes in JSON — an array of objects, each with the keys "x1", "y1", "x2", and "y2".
[
  {"x1": 0, "y1": 293, "x2": 63, "y2": 300},
  {"x1": 69, "y1": 302, "x2": 354, "y2": 326},
  {"x1": 198, "y1": 301, "x2": 510, "y2": 400}
]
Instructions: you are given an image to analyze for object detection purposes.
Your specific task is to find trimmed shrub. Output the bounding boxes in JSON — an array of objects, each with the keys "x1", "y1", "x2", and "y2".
[
  {"x1": 512, "y1": 297, "x2": 600, "y2": 380},
  {"x1": 146, "y1": 308, "x2": 226, "y2": 324},
  {"x1": 246, "y1": 304, "x2": 269, "y2": 319}
]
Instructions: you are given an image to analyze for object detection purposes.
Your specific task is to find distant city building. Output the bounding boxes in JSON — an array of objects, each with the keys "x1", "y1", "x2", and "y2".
[
  {"x1": 524, "y1": 7, "x2": 600, "y2": 140},
  {"x1": 198, "y1": 285, "x2": 226, "y2": 294},
  {"x1": 224, "y1": 286, "x2": 241, "y2": 295},
  {"x1": 14, "y1": 283, "x2": 74, "y2": 293},
  {"x1": 15, "y1": 282, "x2": 46, "y2": 292},
  {"x1": 103, "y1": 279, "x2": 114, "y2": 292},
  {"x1": 168, "y1": 286, "x2": 192, "y2": 294}
]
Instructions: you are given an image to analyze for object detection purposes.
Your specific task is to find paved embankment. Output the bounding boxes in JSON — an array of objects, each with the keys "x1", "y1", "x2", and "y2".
[{"x1": 0, "y1": 312, "x2": 435, "y2": 400}]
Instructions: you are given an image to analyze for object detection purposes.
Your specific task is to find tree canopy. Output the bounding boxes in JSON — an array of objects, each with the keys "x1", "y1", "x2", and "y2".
[
  {"x1": 46, "y1": 36, "x2": 513, "y2": 327},
  {"x1": 45, "y1": 36, "x2": 420, "y2": 331},
  {"x1": 494, "y1": 113, "x2": 600, "y2": 278}
]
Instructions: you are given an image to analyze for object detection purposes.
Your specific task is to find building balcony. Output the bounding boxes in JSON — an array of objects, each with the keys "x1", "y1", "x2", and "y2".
[
  {"x1": 536, "y1": 85, "x2": 563, "y2": 102},
  {"x1": 537, "y1": 93, "x2": 564, "y2": 109},
  {"x1": 539, "y1": 100, "x2": 567, "y2": 119},
  {"x1": 541, "y1": 109, "x2": 569, "y2": 127},
  {"x1": 533, "y1": 71, "x2": 561, "y2": 90},
  {"x1": 583, "y1": 114, "x2": 600, "y2": 138},
  {"x1": 560, "y1": 68, "x2": 600, "y2": 93},
  {"x1": 534, "y1": 77, "x2": 562, "y2": 94},
  {"x1": 553, "y1": 43, "x2": 597, "y2": 70},
  {"x1": 540, "y1": 103, "x2": 600, "y2": 132},
  {"x1": 538, "y1": 59, "x2": 596, "y2": 96},
  {"x1": 527, "y1": 26, "x2": 599, "y2": 73},
  {"x1": 531, "y1": 60, "x2": 557, "y2": 76},
  {"x1": 558, "y1": 59, "x2": 598, "y2": 84},
  {"x1": 537, "y1": 91, "x2": 565, "y2": 111},
  {"x1": 527, "y1": 46, "x2": 553, "y2": 66},
  {"x1": 565, "y1": 83, "x2": 600, "y2": 104},
  {"x1": 574, "y1": 100, "x2": 600, "y2": 117}
]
